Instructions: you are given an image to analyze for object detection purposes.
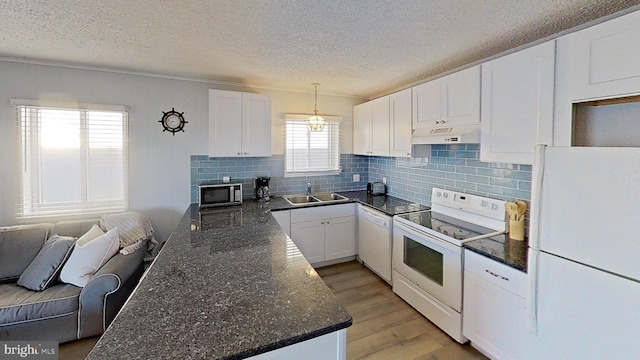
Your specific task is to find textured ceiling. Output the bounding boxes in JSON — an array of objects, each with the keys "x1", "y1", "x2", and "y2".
[{"x1": 0, "y1": 0, "x2": 639, "y2": 98}]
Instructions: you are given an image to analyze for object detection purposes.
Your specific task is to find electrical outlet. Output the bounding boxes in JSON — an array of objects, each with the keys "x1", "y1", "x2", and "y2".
[
  {"x1": 353, "y1": 174, "x2": 360, "y2": 182},
  {"x1": 382, "y1": 177, "x2": 387, "y2": 185},
  {"x1": 223, "y1": 176, "x2": 230, "y2": 183}
]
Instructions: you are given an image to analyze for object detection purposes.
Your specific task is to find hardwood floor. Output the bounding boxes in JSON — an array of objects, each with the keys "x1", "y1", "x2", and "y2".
[
  {"x1": 316, "y1": 261, "x2": 487, "y2": 360},
  {"x1": 59, "y1": 336, "x2": 99, "y2": 360},
  {"x1": 59, "y1": 260, "x2": 487, "y2": 360}
]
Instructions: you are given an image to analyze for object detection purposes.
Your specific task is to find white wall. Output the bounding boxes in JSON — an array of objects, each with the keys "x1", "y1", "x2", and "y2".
[{"x1": 0, "y1": 61, "x2": 362, "y2": 241}]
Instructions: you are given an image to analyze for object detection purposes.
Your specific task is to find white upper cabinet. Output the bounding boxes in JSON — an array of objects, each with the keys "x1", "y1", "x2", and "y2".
[
  {"x1": 413, "y1": 65, "x2": 480, "y2": 129},
  {"x1": 353, "y1": 96, "x2": 390, "y2": 156},
  {"x1": 353, "y1": 100, "x2": 372, "y2": 156},
  {"x1": 390, "y1": 88, "x2": 413, "y2": 157},
  {"x1": 480, "y1": 41, "x2": 555, "y2": 165},
  {"x1": 559, "y1": 10, "x2": 640, "y2": 102},
  {"x1": 209, "y1": 89, "x2": 271, "y2": 157},
  {"x1": 555, "y1": 10, "x2": 640, "y2": 145}
]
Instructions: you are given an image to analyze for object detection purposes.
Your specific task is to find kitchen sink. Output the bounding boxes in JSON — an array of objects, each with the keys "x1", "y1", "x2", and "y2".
[
  {"x1": 283, "y1": 193, "x2": 349, "y2": 206},
  {"x1": 313, "y1": 193, "x2": 349, "y2": 202},
  {"x1": 283, "y1": 195, "x2": 320, "y2": 205}
]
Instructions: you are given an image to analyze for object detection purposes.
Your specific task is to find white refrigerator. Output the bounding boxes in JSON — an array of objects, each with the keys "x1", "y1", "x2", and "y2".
[{"x1": 527, "y1": 145, "x2": 640, "y2": 359}]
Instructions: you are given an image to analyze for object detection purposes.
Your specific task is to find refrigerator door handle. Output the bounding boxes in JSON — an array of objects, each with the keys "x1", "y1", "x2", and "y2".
[
  {"x1": 528, "y1": 249, "x2": 539, "y2": 334},
  {"x1": 529, "y1": 144, "x2": 546, "y2": 250}
]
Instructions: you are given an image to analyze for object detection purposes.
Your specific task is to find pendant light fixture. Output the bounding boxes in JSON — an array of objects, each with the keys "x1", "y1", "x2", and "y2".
[{"x1": 306, "y1": 83, "x2": 326, "y2": 132}]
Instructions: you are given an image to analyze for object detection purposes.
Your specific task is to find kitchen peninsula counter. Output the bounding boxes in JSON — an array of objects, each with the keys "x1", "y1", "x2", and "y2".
[{"x1": 87, "y1": 201, "x2": 352, "y2": 359}]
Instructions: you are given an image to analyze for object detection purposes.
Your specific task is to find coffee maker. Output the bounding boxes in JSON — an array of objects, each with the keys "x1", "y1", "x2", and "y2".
[{"x1": 254, "y1": 177, "x2": 270, "y2": 201}]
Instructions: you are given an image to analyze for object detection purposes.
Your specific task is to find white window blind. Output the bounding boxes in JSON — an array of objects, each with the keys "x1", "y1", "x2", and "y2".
[
  {"x1": 15, "y1": 101, "x2": 129, "y2": 219},
  {"x1": 285, "y1": 114, "x2": 341, "y2": 176}
]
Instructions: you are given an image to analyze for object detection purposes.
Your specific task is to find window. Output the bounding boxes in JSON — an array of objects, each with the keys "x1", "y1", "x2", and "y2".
[
  {"x1": 13, "y1": 99, "x2": 129, "y2": 219},
  {"x1": 285, "y1": 114, "x2": 342, "y2": 176}
]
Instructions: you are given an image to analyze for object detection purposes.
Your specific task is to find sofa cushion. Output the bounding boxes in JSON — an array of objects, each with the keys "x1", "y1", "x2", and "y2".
[
  {"x1": 52, "y1": 219, "x2": 100, "y2": 239},
  {"x1": 17, "y1": 235, "x2": 76, "y2": 291},
  {"x1": 0, "y1": 283, "x2": 81, "y2": 326},
  {"x1": 0, "y1": 224, "x2": 53, "y2": 282},
  {"x1": 59, "y1": 227, "x2": 119, "y2": 287}
]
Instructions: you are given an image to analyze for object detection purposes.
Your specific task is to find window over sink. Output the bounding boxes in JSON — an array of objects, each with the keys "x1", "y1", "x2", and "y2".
[
  {"x1": 13, "y1": 99, "x2": 129, "y2": 219},
  {"x1": 284, "y1": 114, "x2": 342, "y2": 177}
]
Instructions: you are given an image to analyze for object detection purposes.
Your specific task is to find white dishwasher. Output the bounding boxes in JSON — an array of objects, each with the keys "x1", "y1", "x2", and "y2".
[{"x1": 358, "y1": 204, "x2": 393, "y2": 283}]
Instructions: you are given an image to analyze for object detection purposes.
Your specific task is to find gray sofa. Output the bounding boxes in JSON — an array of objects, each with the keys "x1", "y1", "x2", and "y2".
[{"x1": 0, "y1": 219, "x2": 146, "y2": 343}]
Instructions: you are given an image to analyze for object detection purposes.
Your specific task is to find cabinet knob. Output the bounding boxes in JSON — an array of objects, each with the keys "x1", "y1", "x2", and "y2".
[
  {"x1": 326, "y1": 221, "x2": 330, "y2": 224},
  {"x1": 237, "y1": 152, "x2": 241, "y2": 155},
  {"x1": 244, "y1": 152, "x2": 248, "y2": 155},
  {"x1": 435, "y1": 120, "x2": 447, "y2": 125},
  {"x1": 406, "y1": 153, "x2": 411, "y2": 156},
  {"x1": 321, "y1": 221, "x2": 325, "y2": 225}
]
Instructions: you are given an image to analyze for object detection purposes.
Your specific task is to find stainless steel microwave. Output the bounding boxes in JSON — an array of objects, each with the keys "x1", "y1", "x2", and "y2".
[{"x1": 199, "y1": 183, "x2": 242, "y2": 208}]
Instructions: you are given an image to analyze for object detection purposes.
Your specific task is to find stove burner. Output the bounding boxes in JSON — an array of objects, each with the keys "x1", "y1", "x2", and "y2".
[{"x1": 437, "y1": 225, "x2": 471, "y2": 240}]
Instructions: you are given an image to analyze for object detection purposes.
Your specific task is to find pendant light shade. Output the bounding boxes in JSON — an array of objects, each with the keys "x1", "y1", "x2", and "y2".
[{"x1": 306, "y1": 83, "x2": 326, "y2": 132}]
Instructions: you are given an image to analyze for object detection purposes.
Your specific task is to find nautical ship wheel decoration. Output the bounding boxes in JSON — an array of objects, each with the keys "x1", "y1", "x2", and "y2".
[{"x1": 159, "y1": 108, "x2": 187, "y2": 136}]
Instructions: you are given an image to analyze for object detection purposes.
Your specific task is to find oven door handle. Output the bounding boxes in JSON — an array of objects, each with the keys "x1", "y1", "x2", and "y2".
[
  {"x1": 459, "y1": 230, "x2": 505, "y2": 244},
  {"x1": 394, "y1": 221, "x2": 461, "y2": 253}
]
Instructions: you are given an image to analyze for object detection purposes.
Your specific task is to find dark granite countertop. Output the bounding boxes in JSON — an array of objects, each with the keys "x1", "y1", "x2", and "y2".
[
  {"x1": 267, "y1": 190, "x2": 427, "y2": 217},
  {"x1": 464, "y1": 236, "x2": 528, "y2": 272},
  {"x1": 337, "y1": 190, "x2": 429, "y2": 216},
  {"x1": 87, "y1": 201, "x2": 352, "y2": 360}
]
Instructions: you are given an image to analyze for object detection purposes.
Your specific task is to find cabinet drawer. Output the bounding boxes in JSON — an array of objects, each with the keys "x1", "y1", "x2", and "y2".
[
  {"x1": 290, "y1": 203, "x2": 355, "y2": 223},
  {"x1": 464, "y1": 250, "x2": 527, "y2": 298}
]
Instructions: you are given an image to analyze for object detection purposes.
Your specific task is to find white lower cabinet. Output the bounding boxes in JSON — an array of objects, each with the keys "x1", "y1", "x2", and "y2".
[
  {"x1": 463, "y1": 250, "x2": 529, "y2": 360},
  {"x1": 290, "y1": 204, "x2": 356, "y2": 265},
  {"x1": 247, "y1": 329, "x2": 346, "y2": 360},
  {"x1": 291, "y1": 220, "x2": 326, "y2": 264}
]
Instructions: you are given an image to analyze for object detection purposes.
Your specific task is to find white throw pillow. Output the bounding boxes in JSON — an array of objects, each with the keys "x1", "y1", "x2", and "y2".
[
  {"x1": 59, "y1": 226, "x2": 119, "y2": 287},
  {"x1": 75, "y1": 224, "x2": 105, "y2": 246}
]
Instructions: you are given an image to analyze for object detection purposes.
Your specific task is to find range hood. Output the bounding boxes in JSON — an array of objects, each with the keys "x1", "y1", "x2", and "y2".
[{"x1": 411, "y1": 124, "x2": 480, "y2": 144}]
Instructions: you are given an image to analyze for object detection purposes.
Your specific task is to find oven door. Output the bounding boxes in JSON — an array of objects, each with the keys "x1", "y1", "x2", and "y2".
[{"x1": 392, "y1": 219, "x2": 463, "y2": 312}]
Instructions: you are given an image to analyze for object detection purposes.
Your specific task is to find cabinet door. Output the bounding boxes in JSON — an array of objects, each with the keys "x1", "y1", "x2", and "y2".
[
  {"x1": 370, "y1": 96, "x2": 390, "y2": 156},
  {"x1": 290, "y1": 220, "x2": 325, "y2": 264},
  {"x1": 463, "y1": 271, "x2": 529, "y2": 360},
  {"x1": 480, "y1": 41, "x2": 555, "y2": 164},
  {"x1": 209, "y1": 89, "x2": 243, "y2": 157},
  {"x1": 324, "y1": 216, "x2": 356, "y2": 261},
  {"x1": 353, "y1": 101, "x2": 372, "y2": 155},
  {"x1": 554, "y1": 10, "x2": 640, "y2": 145},
  {"x1": 242, "y1": 93, "x2": 272, "y2": 157},
  {"x1": 412, "y1": 78, "x2": 441, "y2": 129},
  {"x1": 443, "y1": 65, "x2": 480, "y2": 126},
  {"x1": 390, "y1": 89, "x2": 412, "y2": 157},
  {"x1": 561, "y1": 10, "x2": 640, "y2": 102}
]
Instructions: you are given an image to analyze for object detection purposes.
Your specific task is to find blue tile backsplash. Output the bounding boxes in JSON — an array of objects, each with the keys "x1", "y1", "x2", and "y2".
[
  {"x1": 190, "y1": 144, "x2": 532, "y2": 205},
  {"x1": 191, "y1": 154, "x2": 370, "y2": 201}
]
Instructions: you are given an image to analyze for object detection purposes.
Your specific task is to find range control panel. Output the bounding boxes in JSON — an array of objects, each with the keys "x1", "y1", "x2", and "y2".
[{"x1": 431, "y1": 187, "x2": 506, "y2": 224}]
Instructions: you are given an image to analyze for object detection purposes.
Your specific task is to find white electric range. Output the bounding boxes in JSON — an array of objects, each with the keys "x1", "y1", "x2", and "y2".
[{"x1": 392, "y1": 187, "x2": 506, "y2": 343}]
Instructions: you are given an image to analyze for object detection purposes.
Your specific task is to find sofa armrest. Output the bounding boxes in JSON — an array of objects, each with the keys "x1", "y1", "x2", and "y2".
[{"x1": 77, "y1": 246, "x2": 145, "y2": 338}]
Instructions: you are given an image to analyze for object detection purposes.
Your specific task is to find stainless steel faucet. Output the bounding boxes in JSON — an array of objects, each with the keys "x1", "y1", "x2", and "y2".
[{"x1": 307, "y1": 182, "x2": 312, "y2": 196}]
